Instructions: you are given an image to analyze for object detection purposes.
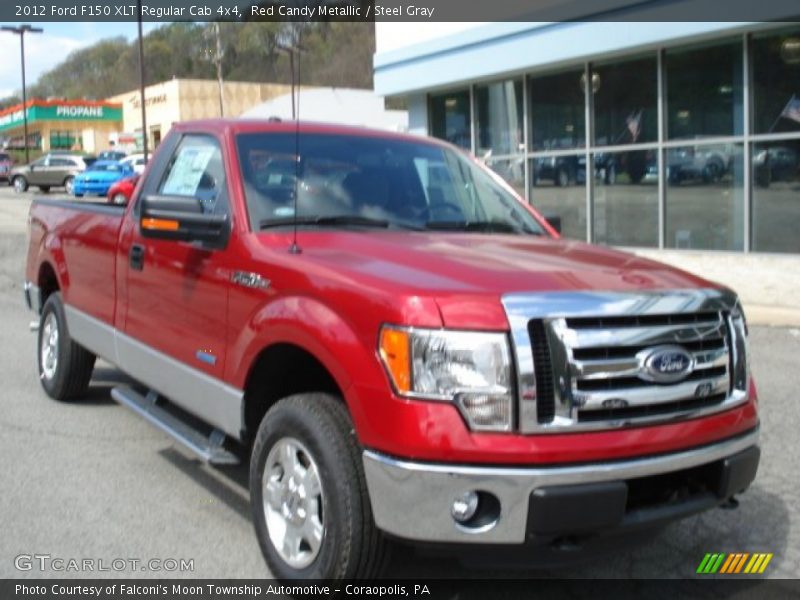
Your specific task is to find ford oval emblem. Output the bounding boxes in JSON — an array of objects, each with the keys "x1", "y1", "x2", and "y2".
[{"x1": 637, "y1": 345, "x2": 694, "y2": 384}]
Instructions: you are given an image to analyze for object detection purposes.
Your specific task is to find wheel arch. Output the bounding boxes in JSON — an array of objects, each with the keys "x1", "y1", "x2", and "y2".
[{"x1": 241, "y1": 342, "x2": 344, "y2": 446}]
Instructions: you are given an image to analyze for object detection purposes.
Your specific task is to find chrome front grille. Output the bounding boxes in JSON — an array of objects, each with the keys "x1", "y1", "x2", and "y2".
[{"x1": 502, "y1": 290, "x2": 749, "y2": 433}]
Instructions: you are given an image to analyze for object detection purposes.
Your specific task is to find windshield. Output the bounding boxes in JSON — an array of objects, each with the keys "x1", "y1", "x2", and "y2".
[
  {"x1": 236, "y1": 132, "x2": 545, "y2": 235},
  {"x1": 89, "y1": 162, "x2": 122, "y2": 172}
]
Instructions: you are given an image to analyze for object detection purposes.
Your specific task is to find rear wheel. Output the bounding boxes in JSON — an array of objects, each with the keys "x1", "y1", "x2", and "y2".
[
  {"x1": 38, "y1": 292, "x2": 96, "y2": 401},
  {"x1": 111, "y1": 193, "x2": 127, "y2": 205},
  {"x1": 250, "y1": 393, "x2": 389, "y2": 579},
  {"x1": 13, "y1": 176, "x2": 28, "y2": 193},
  {"x1": 64, "y1": 176, "x2": 75, "y2": 196}
]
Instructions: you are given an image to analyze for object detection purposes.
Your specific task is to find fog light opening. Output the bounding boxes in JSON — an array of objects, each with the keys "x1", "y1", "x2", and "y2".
[{"x1": 451, "y1": 490, "x2": 500, "y2": 533}]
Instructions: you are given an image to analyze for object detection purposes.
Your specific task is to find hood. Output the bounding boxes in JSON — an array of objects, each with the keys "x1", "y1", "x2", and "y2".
[{"x1": 257, "y1": 231, "x2": 719, "y2": 328}]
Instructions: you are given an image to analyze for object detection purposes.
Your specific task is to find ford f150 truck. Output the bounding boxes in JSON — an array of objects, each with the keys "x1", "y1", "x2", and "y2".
[{"x1": 24, "y1": 120, "x2": 760, "y2": 579}]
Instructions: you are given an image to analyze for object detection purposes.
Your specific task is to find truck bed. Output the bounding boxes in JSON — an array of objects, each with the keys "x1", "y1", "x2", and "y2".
[{"x1": 26, "y1": 198, "x2": 126, "y2": 326}]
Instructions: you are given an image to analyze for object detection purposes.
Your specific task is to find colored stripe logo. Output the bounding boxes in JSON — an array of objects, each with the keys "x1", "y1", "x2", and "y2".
[{"x1": 697, "y1": 553, "x2": 773, "y2": 574}]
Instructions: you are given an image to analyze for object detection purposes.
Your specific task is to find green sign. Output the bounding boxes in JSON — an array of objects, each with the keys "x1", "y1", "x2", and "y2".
[{"x1": 0, "y1": 103, "x2": 122, "y2": 132}]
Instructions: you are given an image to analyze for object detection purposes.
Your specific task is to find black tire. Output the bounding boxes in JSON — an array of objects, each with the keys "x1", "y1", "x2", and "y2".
[
  {"x1": 13, "y1": 175, "x2": 28, "y2": 193},
  {"x1": 250, "y1": 393, "x2": 389, "y2": 580},
  {"x1": 37, "y1": 292, "x2": 96, "y2": 401},
  {"x1": 38, "y1": 186, "x2": 50, "y2": 193}
]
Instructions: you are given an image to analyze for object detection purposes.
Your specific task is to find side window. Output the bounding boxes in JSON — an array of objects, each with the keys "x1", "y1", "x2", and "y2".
[
  {"x1": 158, "y1": 135, "x2": 229, "y2": 216},
  {"x1": 49, "y1": 158, "x2": 72, "y2": 167}
]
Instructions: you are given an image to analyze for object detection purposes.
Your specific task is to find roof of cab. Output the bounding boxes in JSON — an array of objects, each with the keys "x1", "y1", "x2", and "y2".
[{"x1": 170, "y1": 118, "x2": 449, "y2": 149}]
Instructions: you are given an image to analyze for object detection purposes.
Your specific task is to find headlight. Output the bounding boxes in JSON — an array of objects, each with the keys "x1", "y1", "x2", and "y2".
[{"x1": 379, "y1": 326, "x2": 513, "y2": 432}]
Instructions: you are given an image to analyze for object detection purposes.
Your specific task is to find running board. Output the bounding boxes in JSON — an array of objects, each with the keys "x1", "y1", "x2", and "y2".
[{"x1": 111, "y1": 386, "x2": 240, "y2": 465}]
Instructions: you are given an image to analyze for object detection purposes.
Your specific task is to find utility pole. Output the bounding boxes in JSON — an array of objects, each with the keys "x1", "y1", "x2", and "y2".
[
  {"x1": 136, "y1": 0, "x2": 149, "y2": 162},
  {"x1": 2, "y1": 24, "x2": 43, "y2": 164},
  {"x1": 214, "y1": 22, "x2": 225, "y2": 117}
]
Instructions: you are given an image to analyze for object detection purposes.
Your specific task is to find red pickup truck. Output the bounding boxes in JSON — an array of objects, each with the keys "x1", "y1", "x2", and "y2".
[{"x1": 24, "y1": 120, "x2": 759, "y2": 579}]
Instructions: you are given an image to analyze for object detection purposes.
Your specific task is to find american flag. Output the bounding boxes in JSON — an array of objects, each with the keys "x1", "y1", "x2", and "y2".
[{"x1": 780, "y1": 95, "x2": 800, "y2": 124}]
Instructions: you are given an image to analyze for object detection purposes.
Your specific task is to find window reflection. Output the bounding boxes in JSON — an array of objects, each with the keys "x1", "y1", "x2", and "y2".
[
  {"x1": 593, "y1": 55, "x2": 657, "y2": 146},
  {"x1": 666, "y1": 41, "x2": 743, "y2": 139},
  {"x1": 752, "y1": 140, "x2": 800, "y2": 252},
  {"x1": 529, "y1": 155, "x2": 586, "y2": 240},
  {"x1": 430, "y1": 90, "x2": 471, "y2": 149},
  {"x1": 752, "y1": 28, "x2": 800, "y2": 134},
  {"x1": 594, "y1": 150, "x2": 658, "y2": 247},
  {"x1": 476, "y1": 80, "x2": 523, "y2": 157},
  {"x1": 666, "y1": 144, "x2": 744, "y2": 250},
  {"x1": 529, "y1": 68, "x2": 585, "y2": 151}
]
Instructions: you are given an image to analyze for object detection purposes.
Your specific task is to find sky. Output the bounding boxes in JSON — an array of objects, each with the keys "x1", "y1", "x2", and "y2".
[{"x1": 0, "y1": 22, "x2": 162, "y2": 99}]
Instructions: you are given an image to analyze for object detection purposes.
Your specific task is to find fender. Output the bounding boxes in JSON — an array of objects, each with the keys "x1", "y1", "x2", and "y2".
[{"x1": 228, "y1": 294, "x2": 394, "y2": 433}]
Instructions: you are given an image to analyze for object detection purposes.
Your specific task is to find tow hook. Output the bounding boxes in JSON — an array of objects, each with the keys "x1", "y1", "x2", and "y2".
[{"x1": 720, "y1": 496, "x2": 740, "y2": 510}]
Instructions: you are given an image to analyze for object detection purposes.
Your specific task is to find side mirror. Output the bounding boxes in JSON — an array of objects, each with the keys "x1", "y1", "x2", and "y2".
[
  {"x1": 543, "y1": 213, "x2": 562, "y2": 234},
  {"x1": 140, "y1": 194, "x2": 229, "y2": 249}
]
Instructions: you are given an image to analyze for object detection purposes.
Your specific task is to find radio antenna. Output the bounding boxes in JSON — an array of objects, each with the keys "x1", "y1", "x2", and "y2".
[{"x1": 288, "y1": 23, "x2": 302, "y2": 255}]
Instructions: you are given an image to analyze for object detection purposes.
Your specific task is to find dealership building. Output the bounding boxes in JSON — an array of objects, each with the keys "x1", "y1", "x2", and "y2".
[
  {"x1": 106, "y1": 79, "x2": 292, "y2": 152},
  {"x1": 0, "y1": 99, "x2": 122, "y2": 153},
  {"x1": 374, "y1": 21, "x2": 800, "y2": 254}
]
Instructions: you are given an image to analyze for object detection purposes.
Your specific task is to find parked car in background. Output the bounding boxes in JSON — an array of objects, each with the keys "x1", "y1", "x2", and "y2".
[
  {"x1": 73, "y1": 160, "x2": 134, "y2": 197},
  {"x1": 106, "y1": 173, "x2": 139, "y2": 205},
  {"x1": 10, "y1": 153, "x2": 94, "y2": 195},
  {"x1": 97, "y1": 150, "x2": 127, "y2": 162},
  {"x1": 754, "y1": 146, "x2": 799, "y2": 187},
  {"x1": 532, "y1": 154, "x2": 624, "y2": 186},
  {"x1": 120, "y1": 153, "x2": 147, "y2": 175},
  {"x1": 0, "y1": 152, "x2": 14, "y2": 184}
]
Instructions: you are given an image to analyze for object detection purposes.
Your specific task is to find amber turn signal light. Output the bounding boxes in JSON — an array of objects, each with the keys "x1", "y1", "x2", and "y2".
[
  {"x1": 379, "y1": 327, "x2": 411, "y2": 394},
  {"x1": 141, "y1": 217, "x2": 179, "y2": 231}
]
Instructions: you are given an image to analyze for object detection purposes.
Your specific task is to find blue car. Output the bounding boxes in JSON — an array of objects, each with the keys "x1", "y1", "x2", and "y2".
[{"x1": 73, "y1": 160, "x2": 134, "y2": 197}]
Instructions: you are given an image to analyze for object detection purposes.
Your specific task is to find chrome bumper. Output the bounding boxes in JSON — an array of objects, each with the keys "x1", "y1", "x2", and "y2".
[
  {"x1": 362, "y1": 428, "x2": 759, "y2": 544},
  {"x1": 23, "y1": 281, "x2": 42, "y2": 314}
]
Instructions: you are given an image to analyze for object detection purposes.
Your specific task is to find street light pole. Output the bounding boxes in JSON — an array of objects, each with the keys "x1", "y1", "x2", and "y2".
[
  {"x1": 2, "y1": 24, "x2": 43, "y2": 164},
  {"x1": 136, "y1": 0, "x2": 149, "y2": 162}
]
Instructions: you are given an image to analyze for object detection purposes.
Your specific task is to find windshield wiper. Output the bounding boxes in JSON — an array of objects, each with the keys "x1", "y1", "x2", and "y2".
[
  {"x1": 425, "y1": 220, "x2": 538, "y2": 234},
  {"x1": 260, "y1": 215, "x2": 391, "y2": 230}
]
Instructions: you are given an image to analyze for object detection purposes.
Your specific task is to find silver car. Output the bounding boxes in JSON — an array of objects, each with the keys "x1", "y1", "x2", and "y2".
[{"x1": 10, "y1": 153, "x2": 95, "y2": 195}]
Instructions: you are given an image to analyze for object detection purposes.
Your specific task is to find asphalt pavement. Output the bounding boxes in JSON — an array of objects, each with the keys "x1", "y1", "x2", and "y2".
[{"x1": 0, "y1": 186, "x2": 798, "y2": 581}]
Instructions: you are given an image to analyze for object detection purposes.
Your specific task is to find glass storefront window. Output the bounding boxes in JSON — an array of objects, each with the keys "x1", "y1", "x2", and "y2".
[
  {"x1": 752, "y1": 139, "x2": 800, "y2": 253},
  {"x1": 475, "y1": 79, "x2": 523, "y2": 157},
  {"x1": 666, "y1": 143, "x2": 744, "y2": 250},
  {"x1": 529, "y1": 68, "x2": 585, "y2": 151},
  {"x1": 666, "y1": 40, "x2": 743, "y2": 139},
  {"x1": 752, "y1": 28, "x2": 800, "y2": 134},
  {"x1": 593, "y1": 55, "x2": 657, "y2": 146},
  {"x1": 429, "y1": 90, "x2": 471, "y2": 150},
  {"x1": 486, "y1": 157, "x2": 525, "y2": 198},
  {"x1": 529, "y1": 154, "x2": 586, "y2": 240},
  {"x1": 593, "y1": 150, "x2": 658, "y2": 247}
]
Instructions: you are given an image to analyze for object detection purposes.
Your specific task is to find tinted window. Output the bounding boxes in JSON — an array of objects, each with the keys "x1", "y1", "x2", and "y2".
[
  {"x1": 593, "y1": 55, "x2": 657, "y2": 146},
  {"x1": 752, "y1": 27, "x2": 800, "y2": 134},
  {"x1": 429, "y1": 90, "x2": 471, "y2": 149},
  {"x1": 49, "y1": 158, "x2": 74, "y2": 167},
  {"x1": 529, "y1": 68, "x2": 585, "y2": 151},
  {"x1": 158, "y1": 135, "x2": 228, "y2": 216},
  {"x1": 666, "y1": 40, "x2": 744, "y2": 139}
]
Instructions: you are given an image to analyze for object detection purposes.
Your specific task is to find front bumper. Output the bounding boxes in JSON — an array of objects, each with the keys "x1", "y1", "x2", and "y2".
[{"x1": 363, "y1": 428, "x2": 759, "y2": 544}]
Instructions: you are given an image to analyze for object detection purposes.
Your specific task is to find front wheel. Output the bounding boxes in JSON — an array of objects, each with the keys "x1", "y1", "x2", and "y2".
[
  {"x1": 38, "y1": 292, "x2": 96, "y2": 401},
  {"x1": 250, "y1": 393, "x2": 389, "y2": 579},
  {"x1": 13, "y1": 176, "x2": 28, "y2": 193}
]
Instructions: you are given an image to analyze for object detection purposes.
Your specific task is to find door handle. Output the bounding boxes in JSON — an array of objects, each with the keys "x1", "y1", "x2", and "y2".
[{"x1": 129, "y1": 244, "x2": 145, "y2": 271}]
